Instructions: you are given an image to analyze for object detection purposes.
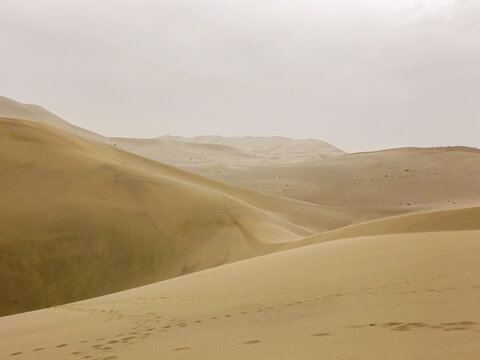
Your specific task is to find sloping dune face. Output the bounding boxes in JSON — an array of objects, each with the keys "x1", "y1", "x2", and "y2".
[
  {"x1": 1, "y1": 230, "x2": 479, "y2": 359},
  {"x1": 0, "y1": 118, "x2": 335, "y2": 316},
  {"x1": 0, "y1": 95, "x2": 67, "y2": 128},
  {"x1": 0, "y1": 96, "x2": 105, "y2": 142},
  {"x1": 282, "y1": 206, "x2": 480, "y2": 250}
]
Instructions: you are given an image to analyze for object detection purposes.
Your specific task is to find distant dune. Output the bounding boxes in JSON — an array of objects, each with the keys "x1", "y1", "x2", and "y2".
[
  {"x1": 0, "y1": 95, "x2": 479, "y2": 359},
  {"x1": 178, "y1": 146, "x2": 480, "y2": 210}
]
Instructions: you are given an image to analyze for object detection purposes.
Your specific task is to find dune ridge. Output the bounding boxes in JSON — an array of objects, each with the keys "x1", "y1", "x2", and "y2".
[{"x1": 281, "y1": 205, "x2": 480, "y2": 250}]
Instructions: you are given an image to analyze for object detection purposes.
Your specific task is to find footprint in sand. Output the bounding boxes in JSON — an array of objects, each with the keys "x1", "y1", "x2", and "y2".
[
  {"x1": 121, "y1": 336, "x2": 136, "y2": 341},
  {"x1": 56, "y1": 343, "x2": 68, "y2": 348},
  {"x1": 382, "y1": 322, "x2": 402, "y2": 327},
  {"x1": 10, "y1": 352, "x2": 22, "y2": 356},
  {"x1": 174, "y1": 347, "x2": 191, "y2": 351},
  {"x1": 243, "y1": 340, "x2": 261, "y2": 344},
  {"x1": 311, "y1": 333, "x2": 331, "y2": 337},
  {"x1": 407, "y1": 322, "x2": 428, "y2": 327},
  {"x1": 393, "y1": 325, "x2": 411, "y2": 331},
  {"x1": 33, "y1": 347, "x2": 45, "y2": 351}
]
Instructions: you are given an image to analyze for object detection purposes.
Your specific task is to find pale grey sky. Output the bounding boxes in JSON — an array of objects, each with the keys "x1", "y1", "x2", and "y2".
[{"x1": 1, "y1": 0, "x2": 479, "y2": 152}]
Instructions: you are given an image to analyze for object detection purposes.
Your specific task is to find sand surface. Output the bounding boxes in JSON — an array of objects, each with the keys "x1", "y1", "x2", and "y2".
[
  {"x1": 1, "y1": 230, "x2": 479, "y2": 359},
  {"x1": 1, "y1": 95, "x2": 479, "y2": 359}
]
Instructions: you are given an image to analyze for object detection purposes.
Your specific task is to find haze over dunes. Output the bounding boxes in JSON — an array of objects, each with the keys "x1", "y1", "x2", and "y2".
[{"x1": 0, "y1": 95, "x2": 479, "y2": 359}]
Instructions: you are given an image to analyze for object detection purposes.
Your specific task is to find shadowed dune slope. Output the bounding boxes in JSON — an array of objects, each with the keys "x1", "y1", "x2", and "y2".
[{"x1": 1, "y1": 230, "x2": 479, "y2": 359}]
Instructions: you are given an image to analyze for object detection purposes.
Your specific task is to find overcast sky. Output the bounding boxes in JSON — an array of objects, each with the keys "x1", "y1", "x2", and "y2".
[{"x1": 1, "y1": 0, "x2": 479, "y2": 152}]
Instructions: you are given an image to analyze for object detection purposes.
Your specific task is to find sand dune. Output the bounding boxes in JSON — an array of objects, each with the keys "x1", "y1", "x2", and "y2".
[
  {"x1": 0, "y1": 117, "x2": 376, "y2": 316},
  {"x1": 0, "y1": 118, "x2": 298, "y2": 315},
  {"x1": 1, "y1": 230, "x2": 479, "y2": 359},
  {"x1": 164, "y1": 134, "x2": 345, "y2": 159},
  {"x1": 282, "y1": 205, "x2": 480, "y2": 250}
]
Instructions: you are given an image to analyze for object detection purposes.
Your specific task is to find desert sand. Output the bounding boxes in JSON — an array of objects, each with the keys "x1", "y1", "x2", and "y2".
[
  {"x1": 0, "y1": 95, "x2": 479, "y2": 359},
  {"x1": 1, "y1": 230, "x2": 480, "y2": 359}
]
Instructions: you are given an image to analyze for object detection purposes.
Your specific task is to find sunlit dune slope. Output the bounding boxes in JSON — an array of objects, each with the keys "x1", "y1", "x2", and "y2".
[
  {"x1": 281, "y1": 205, "x2": 480, "y2": 250},
  {"x1": 1, "y1": 230, "x2": 479, "y2": 359}
]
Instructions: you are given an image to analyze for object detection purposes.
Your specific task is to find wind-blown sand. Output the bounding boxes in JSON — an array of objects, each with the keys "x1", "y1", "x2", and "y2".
[{"x1": 0, "y1": 95, "x2": 479, "y2": 359}]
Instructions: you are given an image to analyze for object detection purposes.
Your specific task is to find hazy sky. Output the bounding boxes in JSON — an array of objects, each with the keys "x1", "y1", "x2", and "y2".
[{"x1": 1, "y1": 0, "x2": 479, "y2": 152}]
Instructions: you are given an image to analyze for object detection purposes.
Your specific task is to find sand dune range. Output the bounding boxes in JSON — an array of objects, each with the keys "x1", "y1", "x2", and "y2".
[
  {"x1": 1, "y1": 95, "x2": 480, "y2": 359},
  {"x1": 1, "y1": 117, "x2": 478, "y2": 318}
]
